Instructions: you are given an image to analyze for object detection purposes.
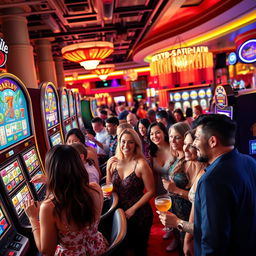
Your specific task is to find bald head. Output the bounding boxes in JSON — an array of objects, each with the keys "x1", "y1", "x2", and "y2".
[{"x1": 126, "y1": 113, "x2": 138, "y2": 127}]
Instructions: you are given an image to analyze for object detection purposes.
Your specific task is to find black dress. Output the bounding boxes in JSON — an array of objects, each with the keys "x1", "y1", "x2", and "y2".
[{"x1": 112, "y1": 167, "x2": 153, "y2": 256}]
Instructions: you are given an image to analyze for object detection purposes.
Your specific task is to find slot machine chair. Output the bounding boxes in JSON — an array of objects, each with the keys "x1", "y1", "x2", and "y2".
[{"x1": 101, "y1": 208, "x2": 127, "y2": 256}]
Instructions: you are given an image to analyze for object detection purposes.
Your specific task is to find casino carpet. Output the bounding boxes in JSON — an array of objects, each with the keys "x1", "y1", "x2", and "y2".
[{"x1": 147, "y1": 201, "x2": 179, "y2": 256}]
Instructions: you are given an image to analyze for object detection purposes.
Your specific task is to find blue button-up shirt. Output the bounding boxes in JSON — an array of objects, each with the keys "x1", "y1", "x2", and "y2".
[{"x1": 194, "y1": 149, "x2": 256, "y2": 256}]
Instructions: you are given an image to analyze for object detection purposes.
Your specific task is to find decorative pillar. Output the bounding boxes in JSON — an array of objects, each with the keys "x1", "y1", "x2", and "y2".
[
  {"x1": 54, "y1": 56, "x2": 65, "y2": 88},
  {"x1": 35, "y1": 39, "x2": 57, "y2": 86},
  {"x1": 2, "y1": 8, "x2": 38, "y2": 88}
]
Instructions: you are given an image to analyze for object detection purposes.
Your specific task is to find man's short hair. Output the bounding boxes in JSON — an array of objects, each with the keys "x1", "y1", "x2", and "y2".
[
  {"x1": 194, "y1": 114, "x2": 236, "y2": 146},
  {"x1": 91, "y1": 117, "x2": 104, "y2": 124},
  {"x1": 106, "y1": 117, "x2": 119, "y2": 126},
  {"x1": 100, "y1": 110, "x2": 108, "y2": 116},
  {"x1": 156, "y1": 110, "x2": 169, "y2": 119}
]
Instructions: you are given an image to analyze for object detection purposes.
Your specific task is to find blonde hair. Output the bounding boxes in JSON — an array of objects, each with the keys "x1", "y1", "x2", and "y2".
[
  {"x1": 168, "y1": 122, "x2": 191, "y2": 137},
  {"x1": 115, "y1": 128, "x2": 144, "y2": 160},
  {"x1": 116, "y1": 123, "x2": 133, "y2": 136}
]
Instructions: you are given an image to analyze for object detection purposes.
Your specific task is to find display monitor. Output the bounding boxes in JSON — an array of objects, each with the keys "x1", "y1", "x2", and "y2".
[
  {"x1": 22, "y1": 147, "x2": 40, "y2": 174},
  {"x1": 69, "y1": 92, "x2": 75, "y2": 117},
  {"x1": 95, "y1": 79, "x2": 121, "y2": 89},
  {"x1": 31, "y1": 170, "x2": 44, "y2": 192},
  {"x1": 0, "y1": 160, "x2": 24, "y2": 193},
  {"x1": 72, "y1": 120, "x2": 78, "y2": 129},
  {"x1": 44, "y1": 85, "x2": 59, "y2": 128},
  {"x1": 0, "y1": 204, "x2": 10, "y2": 239},
  {"x1": 0, "y1": 77, "x2": 31, "y2": 151},
  {"x1": 249, "y1": 140, "x2": 256, "y2": 155},
  {"x1": 11, "y1": 185, "x2": 32, "y2": 216},
  {"x1": 113, "y1": 96, "x2": 126, "y2": 103},
  {"x1": 50, "y1": 132, "x2": 62, "y2": 147},
  {"x1": 61, "y1": 90, "x2": 69, "y2": 120},
  {"x1": 66, "y1": 124, "x2": 72, "y2": 133}
]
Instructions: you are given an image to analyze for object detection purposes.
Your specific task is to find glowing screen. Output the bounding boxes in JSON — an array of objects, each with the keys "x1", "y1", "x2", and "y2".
[
  {"x1": 22, "y1": 148, "x2": 40, "y2": 174},
  {"x1": 44, "y1": 85, "x2": 58, "y2": 128},
  {"x1": 0, "y1": 160, "x2": 24, "y2": 193},
  {"x1": 0, "y1": 78, "x2": 31, "y2": 150}
]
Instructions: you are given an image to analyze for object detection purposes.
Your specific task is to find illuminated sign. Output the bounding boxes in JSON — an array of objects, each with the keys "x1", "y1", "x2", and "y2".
[
  {"x1": 152, "y1": 46, "x2": 209, "y2": 62},
  {"x1": 0, "y1": 38, "x2": 8, "y2": 67},
  {"x1": 227, "y1": 52, "x2": 237, "y2": 65},
  {"x1": 238, "y1": 39, "x2": 256, "y2": 64},
  {"x1": 214, "y1": 85, "x2": 228, "y2": 109}
]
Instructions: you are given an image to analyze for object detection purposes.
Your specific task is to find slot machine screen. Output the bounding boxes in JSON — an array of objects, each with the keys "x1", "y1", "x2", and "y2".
[
  {"x1": 11, "y1": 185, "x2": 32, "y2": 216},
  {"x1": 0, "y1": 78, "x2": 31, "y2": 150},
  {"x1": 50, "y1": 132, "x2": 62, "y2": 146},
  {"x1": 31, "y1": 170, "x2": 44, "y2": 192},
  {"x1": 61, "y1": 91, "x2": 69, "y2": 120},
  {"x1": 66, "y1": 124, "x2": 72, "y2": 133},
  {"x1": 72, "y1": 120, "x2": 78, "y2": 128},
  {"x1": 69, "y1": 92, "x2": 75, "y2": 117},
  {"x1": 0, "y1": 205, "x2": 10, "y2": 239},
  {"x1": 75, "y1": 94, "x2": 81, "y2": 115},
  {"x1": 0, "y1": 160, "x2": 24, "y2": 193},
  {"x1": 249, "y1": 140, "x2": 256, "y2": 155},
  {"x1": 215, "y1": 107, "x2": 233, "y2": 119},
  {"x1": 90, "y1": 99, "x2": 98, "y2": 117},
  {"x1": 44, "y1": 85, "x2": 59, "y2": 128},
  {"x1": 22, "y1": 148, "x2": 40, "y2": 174}
]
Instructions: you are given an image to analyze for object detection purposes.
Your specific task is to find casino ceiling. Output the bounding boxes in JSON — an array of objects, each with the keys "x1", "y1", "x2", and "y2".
[{"x1": 0, "y1": 0, "x2": 255, "y2": 74}]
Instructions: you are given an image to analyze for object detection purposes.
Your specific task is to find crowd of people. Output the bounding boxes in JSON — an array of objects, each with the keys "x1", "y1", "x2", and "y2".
[{"x1": 23, "y1": 100, "x2": 256, "y2": 256}]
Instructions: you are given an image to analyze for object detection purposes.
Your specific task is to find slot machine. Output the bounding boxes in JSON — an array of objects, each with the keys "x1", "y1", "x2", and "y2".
[
  {"x1": 68, "y1": 90, "x2": 78, "y2": 129},
  {"x1": 74, "y1": 92, "x2": 85, "y2": 133},
  {"x1": 59, "y1": 87, "x2": 72, "y2": 137},
  {"x1": 213, "y1": 84, "x2": 256, "y2": 157},
  {"x1": 28, "y1": 82, "x2": 64, "y2": 161},
  {"x1": 0, "y1": 73, "x2": 45, "y2": 232},
  {"x1": 0, "y1": 193, "x2": 29, "y2": 255},
  {"x1": 169, "y1": 84, "x2": 213, "y2": 113}
]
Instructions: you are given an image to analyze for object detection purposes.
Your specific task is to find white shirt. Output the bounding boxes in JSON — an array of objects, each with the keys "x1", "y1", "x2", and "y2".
[{"x1": 95, "y1": 127, "x2": 109, "y2": 155}]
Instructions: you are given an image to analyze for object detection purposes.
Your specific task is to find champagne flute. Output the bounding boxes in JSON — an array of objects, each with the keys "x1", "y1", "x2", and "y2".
[
  {"x1": 155, "y1": 194, "x2": 173, "y2": 231},
  {"x1": 101, "y1": 182, "x2": 113, "y2": 200}
]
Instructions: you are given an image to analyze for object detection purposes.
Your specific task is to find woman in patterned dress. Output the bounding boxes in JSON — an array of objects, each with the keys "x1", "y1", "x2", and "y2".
[{"x1": 24, "y1": 145, "x2": 108, "y2": 255}]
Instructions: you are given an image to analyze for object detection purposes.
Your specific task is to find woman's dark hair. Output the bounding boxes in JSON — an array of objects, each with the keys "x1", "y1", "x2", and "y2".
[
  {"x1": 135, "y1": 118, "x2": 151, "y2": 137},
  {"x1": 45, "y1": 145, "x2": 97, "y2": 227},
  {"x1": 147, "y1": 122, "x2": 169, "y2": 157},
  {"x1": 65, "y1": 128, "x2": 85, "y2": 144},
  {"x1": 173, "y1": 108, "x2": 186, "y2": 121}
]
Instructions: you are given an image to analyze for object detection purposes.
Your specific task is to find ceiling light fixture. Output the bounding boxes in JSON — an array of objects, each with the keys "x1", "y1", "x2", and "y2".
[
  {"x1": 62, "y1": 41, "x2": 114, "y2": 70},
  {"x1": 92, "y1": 64, "x2": 115, "y2": 80}
]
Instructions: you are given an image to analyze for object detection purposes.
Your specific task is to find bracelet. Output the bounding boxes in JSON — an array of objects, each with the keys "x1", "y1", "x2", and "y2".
[{"x1": 32, "y1": 226, "x2": 40, "y2": 232}]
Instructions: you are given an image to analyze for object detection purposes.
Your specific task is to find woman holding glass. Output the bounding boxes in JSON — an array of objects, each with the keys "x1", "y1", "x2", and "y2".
[
  {"x1": 159, "y1": 129, "x2": 207, "y2": 256},
  {"x1": 106, "y1": 128, "x2": 154, "y2": 256},
  {"x1": 161, "y1": 122, "x2": 191, "y2": 253}
]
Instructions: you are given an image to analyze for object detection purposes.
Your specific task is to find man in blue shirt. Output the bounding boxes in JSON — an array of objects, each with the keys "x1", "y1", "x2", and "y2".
[{"x1": 192, "y1": 114, "x2": 256, "y2": 256}]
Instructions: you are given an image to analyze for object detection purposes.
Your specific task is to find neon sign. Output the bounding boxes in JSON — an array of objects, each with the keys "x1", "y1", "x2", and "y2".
[
  {"x1": 238, "y1": 39, "x2": 256, "y2": 64},
  {"x1": 0, "y1": 38, "x2": 8, "y2": 68}
]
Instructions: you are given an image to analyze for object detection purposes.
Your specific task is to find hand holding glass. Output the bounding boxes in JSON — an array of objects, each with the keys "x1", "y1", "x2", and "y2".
[
  {"x1": 155, "y1": 194, "x2": 173, "y2": 231},
  {"x1": 101, "y1": 182, "x2": 113, "y2": 199}
]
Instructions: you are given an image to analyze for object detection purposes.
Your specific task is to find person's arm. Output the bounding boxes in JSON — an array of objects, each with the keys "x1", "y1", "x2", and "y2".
[
  {"x1": 24, "y1": 200, "x2": 57, "y2": 255},
  {"x1": 197, "y1": 179, "x2": 232, "y2": 255},
  {"x1": 183, "y1": 204, "x2": 195, "y2": 256},
  {"x1": 125, "y1": 159, "x2": 155, "y2": 219},
  {"x1": 162, "y1": 178, "x2": 189, "y2": 200}
]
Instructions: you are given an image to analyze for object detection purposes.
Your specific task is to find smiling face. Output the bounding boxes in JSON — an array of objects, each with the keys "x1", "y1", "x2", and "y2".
[
  {"x1": 183, "y1": 133, "x2": 197, "y2": 161},
  {"x1": 120, "y1": 133, "x2": 136, "y2": 157},
  {"x1": 138, "y1": 122, "x2": 147, "y2": 137},
  {"x1": 150, "y1": 125, "x2": 165, "y2": 146},
  {"x1": 92, "y1": 122, "x2": 104, "y2": 133},
  {"x1": 193, "y1": 125, "x2": 210, "y2": 163},
  {"x1": 169, "y1": 127, "x2": 184, "y2": 152}
]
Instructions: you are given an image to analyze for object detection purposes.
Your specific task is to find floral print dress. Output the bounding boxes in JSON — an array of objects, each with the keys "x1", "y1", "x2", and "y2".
[{"x1": 55, "y1": 221, "x2": 108, "y2": 256}]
